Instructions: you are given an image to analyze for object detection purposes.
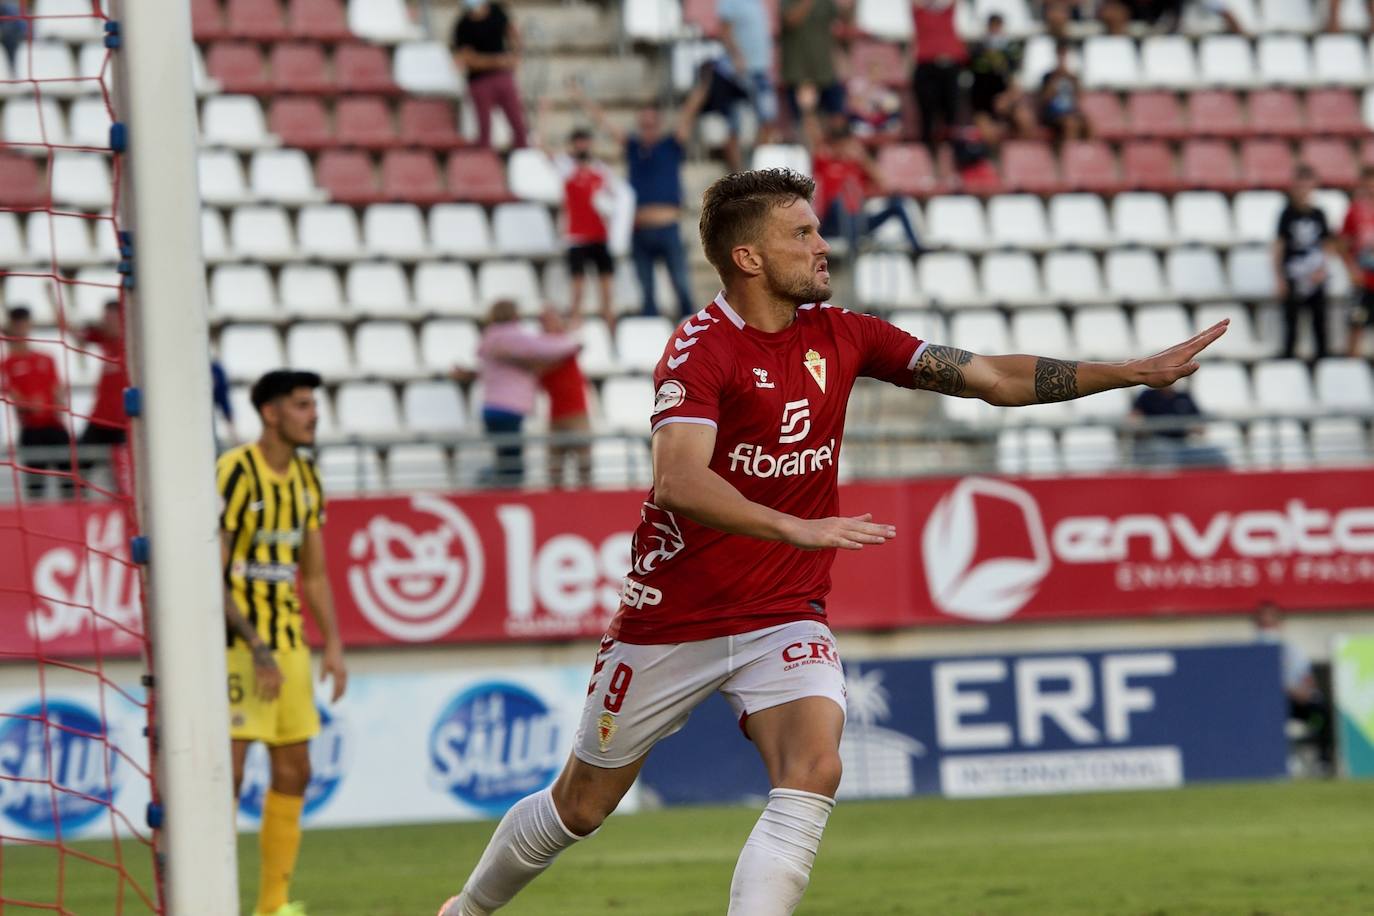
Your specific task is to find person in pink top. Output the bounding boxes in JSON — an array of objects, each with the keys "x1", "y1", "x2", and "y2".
[
  {"x1": 911, "y1": 0, "x2": 967, "y2": 151},
  {"x1": 473, "y1": 299, "x2": 580, "y2": 487}
]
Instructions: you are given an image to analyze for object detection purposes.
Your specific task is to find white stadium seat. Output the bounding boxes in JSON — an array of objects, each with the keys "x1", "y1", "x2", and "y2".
[
  {"x1": 507, "y1": 149, "x2": 566, "y2": 205},
  {"x1": 1227, "y1": 246, "x2": 1278, "y2": 301},
  {"x1": 229, "y1": 206, "x2": 296, "y2": 262},
  {"x1": 346, "y1": 261, "x2": 412, "y2": 315},
  {"x1": 492, "y1": 203, "x2": 558, "y2": 258},
  {"x1": 924, "y1": 195, "x2": 987, "y2": 250},
  {"x1": 917, "y1": 252, "x2": 981, "y2": 308},
  {"x1": 201, "y1": 96, "x2": 276, "y2": 150},
  {"x1": 420, "y1": 318, "x2": 480, "y2": 371},
  {"x1": 1043, "y1": 250, "x2": 1105, "y2": 305},
  {"x1": 1309, "y1": 417, "x2": 1370, "y2": 464},
  {"x1": 1061, "y1": 427, "x2": 1119, "y2": 473},
  {"x1": 1232, "y1": 190, "x2": 1286, "y2": 244},
  {"x1": 429, "y1": 204, "x2": 494, "y2": 259},
  {"x1": 857, "y1": 253, "x2": 922, "y2": 308},
  {"x1": 201, "y1": 208, "x2": 230, "y2": 262},
  {"x1": 4, "y1": 95, "x2": 67, "y2": 146},
  {"x1": 317, "y1": 445, "x2": 384, "y2": 492},
  {"x1": 249, "y1": 149, "x2": 324, "y2": 205},
  {"x1": 14, "y1": 42, "x2": 80, "y2": 97},
  {"x1": 414, "y1": 262, "x2": 479, "y2": 317},
  {"x1": 1253, "y1": 359, "x2": 1316, "y2": 416},
  {"x1": 477, "y1": 260, "x2": 542, "y2": 312},
  {"x1": 0, "y1": 213, "x2": 26, "y2": 267},
  {"x1": 69, "y1": 96, "x2": 112, "y2": 148},
  {"x1": 1195, "y1": 303, "x2": 1265, "y2": 359},
  {"x1": 362, "y1": 204, "x2": 429, "y2": 260},
  {"x1": 393, "y1": 41, "x2": 464, "y2": 95},
  {"x1": 220, "y1": 324, "x2": 285, "y2": 381},
  {"x1": 1172, "y1": 192, "x2": 1233, "y2": 246},
  {"x1": 350, "y1": 0, "x2": 424, "y2": 43},
  {"x1": 1072, "y1": 385, "x2": 1131, "y2": 420},
  {"x1": 1011, "y1": 309, "x2": 1074, "y2": 356},
  {"x1": 386, "y1": 444, "x2": 453, "y2": 489},
  {"x1": 1199, "y1": 35, "x2": 1255, "y2": 88},
  {"x1": 297, "y1": 205, "x2": 364, "y2": 262},
  {"x1": 1166, "y1": 248, "x2": 1228, "y2": 301},
  {"x1": 71, "y1": 267, "x2": 120, "y2": 324},
  {"x1": 973, "y1": 0, "x2": 1034, "y2": 35},
  {"x1": 1249, "y1": 419, "x2": 1309, "y2": 468},
  {"x1": 1082, "y1": 36, "x2": 1140, "y2": 90},
  {"x1": 27, "y1": 212, "x2": 99, "y2": 265},
  {"x1": 988, "y1": 195, "x2": 1050, "y2": 249},
  {"x1": 1020, "y1": 36, "x2": 1056, "y2": 88},
  {"x1": 51, "y1": 151, "x2": 112, "y2": 209},
  {"x1": 1049, "y1": 194, "x2": 1112, "y2": 248},
  {"x1": 209, "y1": 264, "x2": 277, "y2": 320},
  {"x1": 950, "y1": 310, "x2": 1010, "y2": 354},
  {"x1": 1191, "y1": 361, "x2": 1254, "y2": 417},
  {"x1": 1141, "y1": 36, "x2": 1197, "y2": 89},
  {"x1": 615, "y1": 316, "x2": 674, "y2": 373},
  {"x1": 1112, "y1": 193, "x2": 1173, "y2": 246},
  {"x1": 624, "y1": 0, "x2": 684, "y2": 42},
  {"x1": 1072, "y1": 306, "x2": 1137, "y2": 360},
  {"x1": 981, "y1": 251, "x2": 1044, "y2": 307},
  {"x1": 286, "y1": 322, "x2": 353, "y2": 378},
  {"x1": 1315, "y1": 358, "x2": 1374, "y2": 413},
  {"x1": 751, "y1": 144, "x2": 810, "y2": 175},
  {"x1": 403, "y1": 381, "x2": 467, "y2": 432},
  {"x1": 1258, "y1": 0, "x2": 1318, "y2": 32},
  {"x1": 889, "y1": 311, "x2": 947, "y2": 348},
  {"x1": 858, "y1": 0, "x2": 915, "y2": 39},
  {"x1": 199, "y1": 150, "x2": 252, "y2": 206},
  {"x1": 1256, "y1": 35, "x2": 1312, "y2": 87},
  {"x1": 574, "y1": 318, "x2": 619, "y2": 378},
  {"x1": 1132, "y1": 303, "x2": 1191, "y2": 355},
  {"x1": 599, "y1": 376, "x2": 654, "y2": 432},
  {"x1": 1202, "y1": 420, "x2": 1246, "y2": 466},
  {"x1": 1313, "y1": 34, "x2": 1369, "y2": 86},
  {"x1": 34, "y1": 0, "x2": 107, "y2": 41},
  {"x1": 355, "y1": 321, "x2": 421, "y2": 376},
  {"x1": 279, "y1": 264, "x2": 346, "y2": 318},
  {"x1": 1105, "y1": 249, "x2": 1168, "y2": 303},
  {"x1": 3, "y1": 274, "x2": 58, "y2": 323}
]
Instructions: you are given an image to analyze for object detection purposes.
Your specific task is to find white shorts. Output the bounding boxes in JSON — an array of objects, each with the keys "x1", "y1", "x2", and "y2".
[{"x1": 572, "y1": 620, "x2": 847, "y2": 768}]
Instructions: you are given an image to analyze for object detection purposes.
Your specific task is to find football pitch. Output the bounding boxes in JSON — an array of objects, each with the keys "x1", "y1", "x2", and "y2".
[{"x1": 4, "y1": 780, "x2": 1372, "y2": 915}]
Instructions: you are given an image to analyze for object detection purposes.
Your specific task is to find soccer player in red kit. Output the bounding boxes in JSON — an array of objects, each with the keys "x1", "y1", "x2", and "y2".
[{"x1": 440, "y1": 170, "x2": 1226, "y2": 916}]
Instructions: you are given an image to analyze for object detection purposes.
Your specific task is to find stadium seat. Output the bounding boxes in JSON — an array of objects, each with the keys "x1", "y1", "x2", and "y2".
[
  {"x1": 1060, "y1": 427, "x2": 1119, "y2": 473},
  {"x1": 616, "y1": 317, "x2": 674, "y2": 372},
  {"x1": 1315, "y1": 358, "x2": 1374, "y2": 412},
  {"x1": 1011, "y1": 309, "x2": 1073, "y2": 356},
  {"x1": 854, "y1": 252, "x2": 920, "y2": 308},
  {"x1": 50, "y1": 152, "x2": 111, "y2": 209},
  {"x1": 380, "y1": 150, "x2": 446, "y2": 205},
  {"x1": 598, "y1": 376, "x2": 655, "y2": 434},
  {"x1": 226, "y1": 0, "x2": 289, "y2": 41},
  {"x1": 866, "y1": 198, "x2": 924, "y2": 251},
  {"x1": 1253, "y1": 359, "x2": 1317, "y2": 416},
  {"x1": 0, "y1": 154, "x2": 45, "y2": 211},
  {"x1": 1181, "y1": 140, "x2": 1241, "y2": 193},
  {"x1": 1195, "y1": 302, "x2": 1265, "y2": 359},
  {"x1": 995, "y1": 428, "x2": 1062, "y2": 475},
  {"x1": 1256, "y1": 35, "x2": 1313, "y2": 87},
  {"x1": 68, "y1": 96, "x2": 112, "y2": 149},
  {"x1": 1141, "y1": 36, "x2": 1197, "y2": 90},
  {"x1": 202, "y1": 96, "x2": 276, "y2": 149},
  {"x1": 1071, "y1": 385, "x2": 1131, "y2": 420},
  {"x1": 971, "y1": 0, "x2": 1032, "y2": 34},
  {"x1": 205, "y1": 42, "x2": 271, "y2": 95},
  {"x1": 4, "y1": 95, "x2": 67, "y2": 147},
  {"x1": 492, "y1": 203, "x2": 559, "y2": 258},
  {"x1": 1313, "y1": 35, "x2": 1369, "y2": 87},
  {"x1": 1043, "y1": 250, "x2": 1106, "y2": 305},
  {"x1": 1071, "y1": 306, "x2": 1137, "y2": 360},
  {"x1": 1082, "y1": 36, "x2": 1141, "y2": 90},
  {"x1": 752, "y1": 144, "x2": 811, "y2": 175},
  {"x1": 78, "y1": 40, "x2": 109, "y2": 88},
  {"x1": 229, "y1": 205, "x2": 297, "y2": 262},
  {"x1": 1199, "y1": 420, "x2": 1246, "y2": 466},
  {"x1": 477, "y1": 259, "x2": 542, "y2": 312},
  {"x1": 14, "y1": 42, "x2": 80, "y2": 97},
  {"x1": 317, "y1": 443, "x2": 384, "y2": 492},
  {"x1": 335, "y1": 43, "x2": 402, "y2": 95},
  {"x1": 355, "y1": 321, "x2": 421, "y2": 376},
  {"x1": 403, "y1": 380, "x2": 466, "y2": 432},
  {"x1": 1167, "y1": 247, "x2": 1228, "y2": 301},
  {"x1": 386, "y1": 444, "x2": 453, "y2": 489},
  {"x1": 1231, "y1": 190, "x2": 1286, "y2": 243},
  {"x1": 1301, "y1": 139, "x2": 1359, "y2": 189},
  {"x1": 335, "y1": 383, "x2": 402, "y2": 435},
  {"x1": 249, "y1": 148, "x2": 324, "y2": 205},
  {"x1": 981, "y1": 251, "x2": 1044, "y2": 307},
  {"x1": 297, "y1": 204, "x2": 364, "y2": 262},
  {"x1": 288, "y1": 0, "x2": 353, "y2": 41},
  {"x1": 916, "y1": 252, "x2": 980, "y2": 308},
  {"x1": 1060, "y1": 141, "x2": 1121, "y2": 195},
  {"x1": 209, "y1": 264, "x2": 278, "y2": 321},
  {"x1": 192, "y1": 0, "x2": 227, "y2": 40},
  {"x1": 1192, "y1": 361, "x2": 1253, "y2": 416},
  {"x1": 336, "y1": 96, "x2": 399, "y2": 148},
  {"x1": 1198, "y1": 35, "x2": 1256, "y2": 88},
  {"x1": 447, "y1": 149, "x2": 514, "y2": 205},
  {"x1": 1249, "y1": 419, "x2": 1310, "y2": 468},
  {"x1": 624, "y1": 0, "x2": 684, "y2": 42},
  {"x1": 1240, "y1": 139, "x2": 1296, "y2": 189},
  {"x1": 987, "y1": 195, "x2": 1049, "y2": 249},
  {"x1": 312, "y1": 149, "x2": 379, "y2": 205},
  {"x1": 346, "y1": 261, "x2": 412, "y2": 316},
  {"x1": 1105, "y1": 248, "x2": 1169, "y2": 302},
  {"x1": 889, "y1": 311, "x2": 947, "y2": 349},
  {"x1": 1306, "y1": 89, "x2": 1365, "y2": 137},
  {"x1": 1185, "y1": 90, "x2": 1247, "y2": 139},
  {"x1": 419, "y1": 319, "x2": 480, "y2": 371},
  {"x1": 394, "y1": 41, "x2": 465, "y2": 96},
  {"x1": 1131, "y1": 303, "x2": 1191, "y2": 355},
  {"x1": 1172, "y1": 191, "x2": 1234, "y2": 245},
  {"x1": 279, "y1": 264, "x2": 346, "y2": 317},
  {"x1": 350, "y1": 0, "x2": 422, "y2": 43},
  {"x1": 267, "y1": 96, "x2": 332, "y2": 149},
  {"x1": 1049, "y1": 193, "x2": 1112, "y2": 248},
  {"x1": 354, "y1": 209, "x2": 426, "y2": 268},
  {"x1": 876, "y1": 145, "x2": 939, "y2": 197},
  {"x1": 220, "y1": 324, "x2": 286, "y2": 381},
  {"x1": 950, "y1": 309, "x2": 1010, "y2": 355},
  {"x1": 1019, "y1": 35, "x2": 1056, "y2": 88},
  {"x1": 1247, "y1": 90, "x2": 1304, "y2": 138},
  {"x1": 573, "y1": 318, "x2": 619, "y2": 378},
  {"x1": 399, "y1": 98, "x2": 465, "y2": 149},
  {"x1": 1125, "y1": 91, "x2": 1185, "y2": 140},
  {"x1": 1258, "y1": 0, "x2": 1317, "y2": 31},
  {"x1": 428, "y1": 204, "x2": 493, "y2": 259},
  {"x1": 923, "y1": 195, "x2": 987, "y2": 250},
  {"x1": 0, "y1": 212, "x2": 30, "y2": 265},
  {"x1": 857, "y1": 0, "x2": 915, "y2": 38},
  {"x1": 201, "y1": 208, "x2": 230, "y2": 262},
  {"x1": 3, "y1": 274, "x2": 57, "y2": 322},
  {"x1": 1309, "y1": 417, "x2": 1370, "y2": 465},
  {"x1": 1121, "y1": 141, "x2": 1180, "y2": 193},
  {"x1": 287, "y1": 322, "x2": 353, "y2": 378},
  {"x1": 1111, "y1": 192, "x2": 1173, "y2": 247},
  {"x1": 1001, "y1": 141, "x2": 1061, "y2": 194},
  {"x1": 414, "y1": 262, "x2": 479, "y2": 317},
  {"x1": 1080, "y1": 92, "x2": 1127, "y2": 140}
]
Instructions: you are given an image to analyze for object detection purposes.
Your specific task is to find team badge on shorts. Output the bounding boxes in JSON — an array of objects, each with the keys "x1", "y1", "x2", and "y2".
[
  {"x1": 804, "y1": 349, "x2": 826, "y2": 393},
  {"x1": 596, "y1": 711, "x2": 618, "y2": 752}
]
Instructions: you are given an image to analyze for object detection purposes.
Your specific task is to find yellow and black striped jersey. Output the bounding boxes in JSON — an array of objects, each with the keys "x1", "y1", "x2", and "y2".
[{"x1": 217, "y1": 443, "x2": 325, "y2": 650}]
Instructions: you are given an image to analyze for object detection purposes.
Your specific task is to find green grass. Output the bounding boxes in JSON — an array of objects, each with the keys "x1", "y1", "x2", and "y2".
[{"x1": 3, "y1": 781, "x2": 1372, "y2": 915}]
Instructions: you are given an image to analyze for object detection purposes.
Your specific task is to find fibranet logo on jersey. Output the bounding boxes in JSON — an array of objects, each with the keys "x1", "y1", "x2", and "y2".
[{"x1": 727, "y1": 439, "x2": 836, "y2": 478}]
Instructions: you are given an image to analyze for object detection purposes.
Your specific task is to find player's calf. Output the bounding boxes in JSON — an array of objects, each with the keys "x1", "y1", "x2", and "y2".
[{"x1": 727, "y1": 788, "x2": 836, "y2": 916}]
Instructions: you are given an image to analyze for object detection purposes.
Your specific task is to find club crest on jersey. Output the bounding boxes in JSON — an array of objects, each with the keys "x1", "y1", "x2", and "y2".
[
  {"x1": 652, "y1": 380, "x2": 686, "y2": 415},
  {"x1": 596, "y1": 711, "x2": 618, "y2": 752},
  {"x1": 804, "y1": 349, "x2": 826, "y2": 393}
]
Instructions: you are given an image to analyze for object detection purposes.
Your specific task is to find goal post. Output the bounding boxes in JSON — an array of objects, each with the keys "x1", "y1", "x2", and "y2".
[{"x1": 113, "y1": 1, "x2": 239, "y2": 911}]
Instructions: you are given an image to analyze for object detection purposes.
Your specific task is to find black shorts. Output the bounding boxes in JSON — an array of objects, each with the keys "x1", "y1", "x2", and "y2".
[
  {"x1": 567, "y1": 243, "x2": 614, "y2": 276},
  {"x1": 1351, "y1": 288, "x2": 1374, "y2": 327}
]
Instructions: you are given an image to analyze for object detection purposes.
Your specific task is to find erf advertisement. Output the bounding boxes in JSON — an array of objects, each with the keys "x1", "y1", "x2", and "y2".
[{"x1": 640, "y1": 644, "x2": 1288, "y2": 804}]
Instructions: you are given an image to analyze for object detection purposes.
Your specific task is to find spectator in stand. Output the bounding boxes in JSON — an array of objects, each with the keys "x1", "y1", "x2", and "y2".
[
  {"x1": 472, "y1": 299, "x2": 581, "y2": 487},
  {"x1": 1129, "y1": 383, "x2": 1229, "y2": 468},
  {"x1": 844, "y1": 53, "x2": 903, "y2": 138},
  {"x1": 717, "y1": 0, "x2": 779, "y2": 160},
  {"x1": 967, "y1": 14, "x2": 1034, "y2": 145},
  {"x1": 1255, "y1": 601, "x2": 1334, "y2": 773},
  {"x1": 1100, "y1": 0, "x2": 1244, "y2": 34},
  {"x1": 79, "y1": 301, "x2": 129, "y2": 451},
  {"x1": 798, "y1": 84, "x2": 922, "y2": 257},
  {"x1": 1336, "y1": 166, "x2": 1374, "y2": 357},
  {"x1": 569, "y1": 79, "x2": 706, "y2": 320},
  {"x1": 538, "y1": 307, "x2": 592, "y2": 487},
  {"x1": 911, "y1": 0, "x2": 968, "y2": 151},
  {"x1": 1038, "y1": 41, "x2": 1088, "y2": 143},
  {"x1": 451, "y1": 0, "x2": 528, "y2": 149},
  {"x1": 779, "y1": 0, "x2": 851, "y2": 127},
  {"x1": 1274, "y1": 167, "x2": 1338, "y2": 360},
  {"x1": 1, "y1": 307, "x2": 72, "y2": 500}
]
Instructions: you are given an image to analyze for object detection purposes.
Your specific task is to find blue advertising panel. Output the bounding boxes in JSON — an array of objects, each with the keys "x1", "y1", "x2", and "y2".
[{"x1": 639, "y1": 644, "x2": 1287, "y2": 804}]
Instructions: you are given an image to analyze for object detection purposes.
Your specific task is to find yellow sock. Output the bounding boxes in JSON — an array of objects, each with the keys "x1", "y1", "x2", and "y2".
[{"x1": 256, "y1": 789, "x2": 305, "y2": 914}]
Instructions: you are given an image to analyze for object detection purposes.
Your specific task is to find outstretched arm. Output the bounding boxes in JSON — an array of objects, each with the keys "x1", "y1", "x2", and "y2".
[
  {"x1": 568, "y1": 79, "x2": 625, "y2": 147},
  {"x1": 912, "y1": 321, "x2": 1229, "y2": 406}
]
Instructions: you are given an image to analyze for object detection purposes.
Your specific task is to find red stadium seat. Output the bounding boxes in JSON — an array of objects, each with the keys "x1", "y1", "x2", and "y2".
[
  {"x1": 1120, "y1": 141, "x2": 1179, "y2": 192},
  {"x1": 1000, "y1": 140, "x2": 1061, "y2": 194},
  {"x1": 268, "y1": 96, "x2": 333, "y2": 149},
  {"x1": 1181, "y1": 140, "x2": 1241, "y2": 192},
  {"x1": 1185, "y1": 90, "x2": 1246, "y2": 139},
  {"x1": 876, "y1": 144, "x2": 939, "y2": 197},
  {"x1": 287, "y1": 0, "x2": 352, "y2": 42},
  {"x1": 191, "y1": 0, "x2": 228, "y2": 41},
  {"x1": 337, "y1": 97, "x2": 399, "y2": 149},
  {"x1": 225, "y1": 0, "x2": 289, "y2": 42},
  {"x1": 1240, "y1": 139, "x2": 1296, "y2": 189},
  {"x1": 1300, "y1": 138, "x2": 1359, "y2": 189},
  {"x1": 270, "y1": 42, "x2": 334, "y2": 94},
  {"x1": 0, "y1": 153, "x2": 48, "y2": 209},
  {"x1": 1079, "y1": 92, "x2": 1127, "y2": 141},
  {"x1": 1247, "y1": 90, "x2": 1305, "y2": 139},
  {"x1": 381, "y1": 150, "x2": 446, "y2": 204},
  {"x1": 398, "y1": 98, "x2": 466, "y2": 150},
  {"x1": 335, "y1": 44, "x2": 401, "y2": 95},
  {"x1": 1306, "y1": 89, "x2": 1366, "y2": 138},
  {"x1": 316, "y1": 149, "x2": 383, "y2": 205},
  {"x1": 1061, "y1": 140, "x2": 1121, "y2": 194},
  {"x1": 446, "y1": 149, "x2": 512, "y2": 204},
  {"x1": 1127, "y1": 91, "x2": 1186, "y2": 140},
  {"x1": 205, "y1": 42, "x2": 272, "y2": 95}
]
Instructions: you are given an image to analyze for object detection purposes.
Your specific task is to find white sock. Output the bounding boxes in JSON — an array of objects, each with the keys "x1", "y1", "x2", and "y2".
[
  {"x1": 727, "y1": 788, "x2": 836, "y2": 916},
  {"x1": 443, "y1": 787, "x2": 586, "y2": 916}
]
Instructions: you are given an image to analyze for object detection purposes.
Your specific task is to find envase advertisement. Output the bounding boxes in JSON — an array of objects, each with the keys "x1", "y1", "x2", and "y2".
[
  {"x1": 3, "y1": 468, "x2": 1373, "y2": 658},
  {"x1": 640, "y1": 644, "x2": 1289, "y2": 804}
]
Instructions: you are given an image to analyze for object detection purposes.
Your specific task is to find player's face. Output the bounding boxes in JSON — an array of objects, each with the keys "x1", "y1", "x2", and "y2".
[
  {"x1": 269, "y1": 388, "x2": 318, "y2": 448},
  {"x1": 758, "y1": 198, "x2": 832, "y2": 305}
]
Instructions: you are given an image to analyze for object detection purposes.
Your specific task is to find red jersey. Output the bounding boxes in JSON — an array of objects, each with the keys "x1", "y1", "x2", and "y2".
[
  {"x1": 83, "y1": 326, "x2": 129, "y2": 429},
  {"x1": 540, "y1": 356, "x2": 588, "y2": 421},
  {"x1": 913, "y1": 0, "x2": 966, "y2": 64},
  {"x1": 609, "y1": 292, "x2": 927, "y2": 644},
  {"x1": 1341, "y1": 198, "x2": 1374, "y2": 289},
  {"x1": 556, "y1": 155, "x2": 611, "y2": 245},
  {"x1": 812, "y1": 153, "x2": 871, "y2": 217},
  {"x1": 0, "y1": 350, "x2": 63, "y2": 429}
]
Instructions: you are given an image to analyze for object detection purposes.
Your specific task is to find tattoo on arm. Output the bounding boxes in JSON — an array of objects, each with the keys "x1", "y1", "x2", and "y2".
[
  {"x1": 913, "y1": 345, "x2": 975, "y2": 396},
  {"x1": 1033, "y1": 357, "x2": 1080, "y2": 403}
]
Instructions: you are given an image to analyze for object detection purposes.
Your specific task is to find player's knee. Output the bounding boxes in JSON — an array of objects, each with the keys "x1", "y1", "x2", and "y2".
[
  {"x1": 550, "y1": 782, "x2": 610, "y2": 837},
  {"x1": 271, "y1": 756, "x2": 312, "y2": 795},
  {"x1": 779, "y1": 751, "x2": 842, "y2": 798}
]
